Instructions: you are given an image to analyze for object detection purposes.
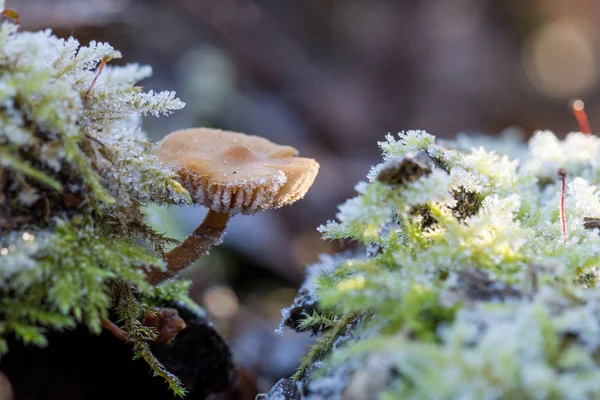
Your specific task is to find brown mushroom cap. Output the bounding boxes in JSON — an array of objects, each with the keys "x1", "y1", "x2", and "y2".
[{"x1": 156, "y1": 128, "x2": 319, "y2": 215}]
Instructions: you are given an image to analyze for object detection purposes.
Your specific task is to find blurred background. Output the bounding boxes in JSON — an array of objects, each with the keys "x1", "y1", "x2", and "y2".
[{"x1": 16, "y1": 0, "x2": 600, "y2": 397}]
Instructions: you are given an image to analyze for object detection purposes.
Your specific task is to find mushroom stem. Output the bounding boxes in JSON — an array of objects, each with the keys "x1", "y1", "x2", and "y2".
[{"x1": 146, "y1": 209, "x2": 230, "y2": 285}]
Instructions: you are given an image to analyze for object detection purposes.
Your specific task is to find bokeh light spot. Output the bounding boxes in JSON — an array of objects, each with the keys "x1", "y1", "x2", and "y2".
[
  {"x1": 203, "y1": 285, "x2": 239, "y2": 319},
  {"x1": 524, "y1": 20, "x2": 598, "y2": 99}
]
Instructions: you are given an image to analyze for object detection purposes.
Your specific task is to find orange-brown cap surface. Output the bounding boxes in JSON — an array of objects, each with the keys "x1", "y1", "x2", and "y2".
[{"x1": 156, "y1": 128, "x2": 319, "y2": 215}]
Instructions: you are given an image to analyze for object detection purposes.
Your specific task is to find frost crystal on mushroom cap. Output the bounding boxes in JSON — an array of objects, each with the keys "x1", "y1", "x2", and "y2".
[{"x1": 156, "y1": 128, "x2": 319, "y2": 215}]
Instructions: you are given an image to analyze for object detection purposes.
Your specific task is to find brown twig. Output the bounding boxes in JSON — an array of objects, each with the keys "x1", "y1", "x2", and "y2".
[
  {"x1": 584, "y1": 217, "x2": 600, "y2": 230},
  {"x1": 102, "y1": 308, "x2": 187, "y2": 344},
  {"x1": 101, "y1": 317, "x2": 129, "y2": 342}
]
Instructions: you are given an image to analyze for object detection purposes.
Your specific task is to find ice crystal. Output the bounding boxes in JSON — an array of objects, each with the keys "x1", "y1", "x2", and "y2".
[
  {"x1": 378, "y1": 130, "x2": 436, "y2": 159},
  {"x1": 183, "y1": 171, "x2": 287, "y2": 215}
]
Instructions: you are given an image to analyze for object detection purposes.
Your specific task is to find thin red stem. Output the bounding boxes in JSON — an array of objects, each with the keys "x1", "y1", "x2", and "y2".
[
  {"x1": 1, "y1": 9, "x2": 20, "y2": 32},
  {"x1": 558, "y1": 169, "x2": 567, "y2": 244},
  {"x1": 84, "y1": 56, "x2": 110, "y2": 99},
  {"x1": 572, "y1": 100, "x2": 591, "y2": 135}
]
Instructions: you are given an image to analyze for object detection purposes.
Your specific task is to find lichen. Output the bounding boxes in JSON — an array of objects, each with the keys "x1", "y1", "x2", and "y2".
[
  {"x1": 273, "y1": 128, "x2": 600, "y2": 399},
  {"x1": 0, "y1": 7, "x2": 194, "y2": 395}
]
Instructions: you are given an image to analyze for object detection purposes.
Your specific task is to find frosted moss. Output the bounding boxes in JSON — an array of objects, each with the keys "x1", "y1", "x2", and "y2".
[
  {"x1": 276, "y1": 129, "x2": 600, "y2": 399},
  {"x1": 0, "y1": 9, "x2": 193, "y2": 395}
]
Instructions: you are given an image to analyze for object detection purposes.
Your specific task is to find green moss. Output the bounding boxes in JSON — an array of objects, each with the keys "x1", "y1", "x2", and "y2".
[
  {"x1": 283, "y1": 130, "x2": 600, "y2": 399},
  {"x1": 0, "y1": 11, "x2": 193, "y2": 394}
]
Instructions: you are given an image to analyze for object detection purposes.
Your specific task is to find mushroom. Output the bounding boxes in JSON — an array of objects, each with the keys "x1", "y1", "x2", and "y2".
[{"x1": 146, "y1": 128, "x2": 319, "y2": 284}]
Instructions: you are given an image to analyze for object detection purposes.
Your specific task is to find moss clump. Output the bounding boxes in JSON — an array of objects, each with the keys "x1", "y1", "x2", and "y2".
[
  {"x1": 274, "y1": 129, "x2": 600, "y2": 399},
  {"x1": 0, "y1": 3, "x2": 198, "y2": 395}
]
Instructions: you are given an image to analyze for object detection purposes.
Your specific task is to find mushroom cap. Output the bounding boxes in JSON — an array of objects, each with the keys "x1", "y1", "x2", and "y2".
[{"x1": 156, "y1": 128, "x2": 319, "y2": 215}]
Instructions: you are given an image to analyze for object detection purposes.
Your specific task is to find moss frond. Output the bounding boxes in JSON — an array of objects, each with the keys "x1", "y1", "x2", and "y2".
[
  {"x1": 296, "y1": 310, "x2": 336, "y2": 332},
  {"x1": 292, "y1": 313, "x2": 356, "y2": 381},
  {"x1": 112, "y1": 281, "x2": 187, "y2": 397},
  {"x1": 0, "y1": 148, "x2": 63, "y2": 191}
]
